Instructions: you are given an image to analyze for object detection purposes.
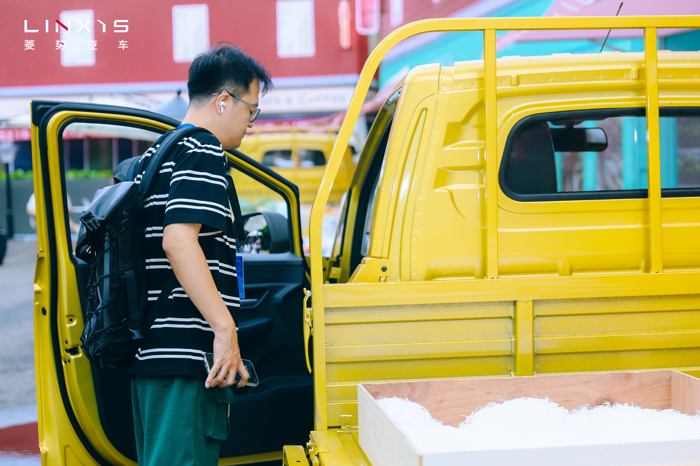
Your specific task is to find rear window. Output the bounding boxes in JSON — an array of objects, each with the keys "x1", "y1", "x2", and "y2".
[{"x1": 500, "y1": 108, "x2": 700, "y2": 201}]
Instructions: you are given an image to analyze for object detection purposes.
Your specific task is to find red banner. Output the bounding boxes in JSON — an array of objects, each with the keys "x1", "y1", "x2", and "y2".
[{"x1": 0, "y1": 127, "x2": 86, "y2": 142}]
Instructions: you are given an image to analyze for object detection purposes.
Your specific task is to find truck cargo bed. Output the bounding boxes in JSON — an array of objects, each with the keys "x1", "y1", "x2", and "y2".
[{"x1": 358, "y1": 371, "x2": 700, "y2": 466}]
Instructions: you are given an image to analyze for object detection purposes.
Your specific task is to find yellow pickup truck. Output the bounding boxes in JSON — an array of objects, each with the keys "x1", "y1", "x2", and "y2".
[
  {"x1": 235, "y1": 126, "x2": 355, "y2": 205},
  {"x1": 31, "y1": 15, "x2": 700, "y2": 466}
]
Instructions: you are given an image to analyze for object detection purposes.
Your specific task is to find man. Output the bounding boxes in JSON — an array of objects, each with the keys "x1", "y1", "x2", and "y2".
[{"x1": 129, "y1": 43, "x2": 272, "y2": 465}]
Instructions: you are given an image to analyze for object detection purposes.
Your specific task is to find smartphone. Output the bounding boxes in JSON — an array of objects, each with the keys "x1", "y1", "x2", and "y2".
[{"x1": 203, "y1": 353, "x2": 259, "y2": 387}]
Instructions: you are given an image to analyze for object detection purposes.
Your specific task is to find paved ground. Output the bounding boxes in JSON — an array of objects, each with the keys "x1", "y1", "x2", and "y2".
[
  {"x1": 0, "y1": 239, "x2": 38, "y2": 409},
  {"x1": 0, "y1": 239, "x2": 41, "y2": 464}
]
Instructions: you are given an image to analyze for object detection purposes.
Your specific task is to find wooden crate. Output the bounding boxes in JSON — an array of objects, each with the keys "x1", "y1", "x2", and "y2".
[{"x1": 358, "y1": 371, "x2": 700, "y2": 466}]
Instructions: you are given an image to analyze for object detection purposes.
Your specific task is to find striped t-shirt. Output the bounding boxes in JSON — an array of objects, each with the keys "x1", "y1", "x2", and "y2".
[{"x1": 128, "y1": 129, "x2": 239, "y2": 378}]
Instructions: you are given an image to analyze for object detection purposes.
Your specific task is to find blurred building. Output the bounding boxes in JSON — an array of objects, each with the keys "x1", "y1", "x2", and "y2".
[
  {"x1": 4, "y1": 0, "x2": 699, "y2": 175},
  {"x1": 0, "y1": 0, "x2": 371, "y2": 172}
]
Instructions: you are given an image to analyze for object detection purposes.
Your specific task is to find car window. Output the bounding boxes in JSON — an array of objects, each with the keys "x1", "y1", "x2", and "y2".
[
  {"x1": 298, "y1": 148, "x2": 325, "y2": 167},
  {"x1": 56, "y1": 123, "x2": 160, "y2": 237},
  {"x1": 230, "y1": 167, "x2": 286, "y2": 216},
  {"x1": 674, "y1": 116, "x2": 700, "y2": 188},
  {"x1": 360, "y1": 169, "x2": 381, "y2": 257},
  {"x1": 501, "y1": 109, "x2": 700, "y2": 200},
  {"x1": 356, "y1": 117, "x2": 393, "y2": 264},
  {"x1": 55, "y1": 122, "x2": 288, "y2": 242},
  {"x1": 262, "y1": 149, "x2": 293, "y2": 168}
]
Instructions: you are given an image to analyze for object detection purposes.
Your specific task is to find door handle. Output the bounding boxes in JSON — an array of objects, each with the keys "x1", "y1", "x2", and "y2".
[
  {"x1": 303, "y1": 288, "x2": 313, "y2": 374},
  {"x1": 240, "y1": 298, "x2": 259, "y2": 308}
]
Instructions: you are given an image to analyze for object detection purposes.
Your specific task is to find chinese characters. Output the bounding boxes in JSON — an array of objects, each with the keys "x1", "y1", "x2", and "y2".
[{"x1": 23, "y1": 40, "x2": 129, "y2": 50}]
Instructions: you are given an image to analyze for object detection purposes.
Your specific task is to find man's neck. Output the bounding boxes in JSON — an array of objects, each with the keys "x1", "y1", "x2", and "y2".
[{"x1": 180, "y1": 110, "x2": 219, "y2": 140}]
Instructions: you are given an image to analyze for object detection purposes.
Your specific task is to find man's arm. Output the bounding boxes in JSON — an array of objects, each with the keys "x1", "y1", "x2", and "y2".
[{"x1": 162, "y1": 222, "x2": 249, "y2": 388}]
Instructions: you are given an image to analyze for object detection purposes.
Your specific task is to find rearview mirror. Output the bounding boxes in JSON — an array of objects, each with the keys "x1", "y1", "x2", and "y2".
[
  {"x1": 550, "y1": 127, "x2": 608, "y2": 152},
  {"x1": 241, "y1": 211, "x2": 289, "y2": 253}
]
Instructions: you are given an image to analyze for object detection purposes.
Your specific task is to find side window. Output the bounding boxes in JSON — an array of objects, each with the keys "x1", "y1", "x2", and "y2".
[
  {"x1": 502, "y1": 109, "x2": 700, "y2": 200},
  {"x1": 351, "y1": 116, "x2": 394, "y2": 270},
  {"x1": 670, "y1": 116, "x2": 700, "y2": 188},
  {"x1": 298, "y1": 148, "x2": 326, "y2": 167},
  {"x1": 229, "y1": 166, "x2": 290, "y2": 254},
  {"x1": 262, "y1": 150, "x2": 293, "y2": 168},
  {"x1": 230, "y1": 167, "x2": 287, "y2": 216},
  {"x1": 55, "y1": 122, "x2": 160, "y2": 238},
  {"x1": 360, "y1": 171, "x2": 381, "y2": 257},
  {"x1": 53, "y1": 122, "x2": 290, "y2": 247}
]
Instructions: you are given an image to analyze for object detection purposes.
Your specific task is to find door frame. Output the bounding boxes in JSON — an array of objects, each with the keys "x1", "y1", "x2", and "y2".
[{"x1": 32, "y1": 100, "x2": 304, "y2": 465}]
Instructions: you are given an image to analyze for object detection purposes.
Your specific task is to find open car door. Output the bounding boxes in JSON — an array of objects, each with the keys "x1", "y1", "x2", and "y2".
[{"x1": 31, "y1": 100, "x2": 312, "y2": 465}]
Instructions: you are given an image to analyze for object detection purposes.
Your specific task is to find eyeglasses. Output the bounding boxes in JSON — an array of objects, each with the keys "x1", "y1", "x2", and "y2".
[{"x1": 212, "y1": 90, "x2": 261, "y2": 123}]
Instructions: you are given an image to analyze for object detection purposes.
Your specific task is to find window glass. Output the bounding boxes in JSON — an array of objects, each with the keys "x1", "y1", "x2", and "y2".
[
  {"x1": 60, "y1": 10, "x2": 95, "y2": 67},
  {"x1": 361, "y1": 137, "x2": 391, "y2": 258},
  {"x1": 276, "y1": 0, "x2": 315, "y2": 58},
  {"x1": 503, "y1": 110, "x2": 700, "y2": 198},
  {"x1": 172, "y1": 4, "x2": 210, "y2": 63},
  {"x1": 358, "y1": 114, "x2": 396, "y2": 259},
  {"x1": 298, "y1": 148, "x2": 325, "y2": 167},
  {"x1": 554, "y1": 116, "x2": 647, "y2": 193},
  {"x1": 54, "y1": 123, "x2": 159, "y2": 237},
  {"x1": 262, "y1": 150, "x2": 293, "y2": 168},
  {"x1": 670, "y1": 117, "x2": 700, "y2": 188},
  {"x1": 87, "y1": 138, "x2": 114, "y2": 171},
  {"x1": 361, "y1": 171, "x2": 381, "y2": 257},
  {"x1": 230, "y1": 167, "x2": 287, "y2": 216},
  {"x1": 52, "y1": 122, "x2": 289, "y2": 241}
]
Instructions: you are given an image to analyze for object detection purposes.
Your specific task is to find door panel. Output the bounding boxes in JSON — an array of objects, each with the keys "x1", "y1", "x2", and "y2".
[
  {"x1": 222, "y1": 252, "x2": 312, "y2": 457},
  {"x1": 85, "y1": 253, "x2": 310, "y2": 461}
]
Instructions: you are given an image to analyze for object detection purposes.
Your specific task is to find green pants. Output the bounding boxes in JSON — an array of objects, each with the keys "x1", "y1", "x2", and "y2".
[{"x1": 131, "y1": 375, "x2": 236, "y2": 466}]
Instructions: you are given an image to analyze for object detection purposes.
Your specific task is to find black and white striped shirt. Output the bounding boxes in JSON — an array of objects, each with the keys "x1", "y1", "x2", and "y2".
[{"x1": 129, "y1": 129, "x2": 239, "y2": 378}]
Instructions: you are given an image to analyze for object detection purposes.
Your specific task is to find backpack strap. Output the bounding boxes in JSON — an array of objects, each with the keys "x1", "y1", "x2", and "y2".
[
  {"x1": 138, "y1": 126, "x2": 213, "y2": 197},
  {"x1": 124, "y1": 126, "x2": 210, "y2": 338},
  {"x1": 224, "y1": 174, "x2": 247, "y2": 248}
]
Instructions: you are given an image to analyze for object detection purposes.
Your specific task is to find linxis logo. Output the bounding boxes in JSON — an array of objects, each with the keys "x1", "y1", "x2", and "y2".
[{"x1": 24, "y1": 19, "x2": 128, "y2": 33}]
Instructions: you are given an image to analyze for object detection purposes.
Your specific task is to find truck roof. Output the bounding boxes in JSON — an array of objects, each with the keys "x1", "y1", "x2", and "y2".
[{"x1": 431, "y1": 51, "x2": 700, "y2": 90}]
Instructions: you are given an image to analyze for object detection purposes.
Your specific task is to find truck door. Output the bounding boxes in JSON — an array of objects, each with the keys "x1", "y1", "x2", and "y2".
[{"x1": 31, "y1": 101, "x2": 311, "y2": 465}]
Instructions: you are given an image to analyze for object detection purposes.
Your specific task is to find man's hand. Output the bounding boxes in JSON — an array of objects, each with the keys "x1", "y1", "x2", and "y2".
[
  {"x1": 205, "y1": 335, "x2": 249, "y2": 388},
  {"x1": 206, "y1": 330, "x2": 235, "y2": 388},
  {"x1": 233, "y1": 344, "x2": 249, "y2": 388},
  {"x1": 205, "y1": 332, "x2": 250, "y2": 388}
]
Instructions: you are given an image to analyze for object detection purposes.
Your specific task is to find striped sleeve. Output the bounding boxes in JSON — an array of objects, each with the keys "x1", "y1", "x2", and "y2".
[{"x1": 163, "y1": 134, "x2": 230, "y2": 231}]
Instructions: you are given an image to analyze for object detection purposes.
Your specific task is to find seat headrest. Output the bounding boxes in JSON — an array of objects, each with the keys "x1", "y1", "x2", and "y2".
[{"x1": 505, "y1": 122, "x2": 558, "y2": 195}]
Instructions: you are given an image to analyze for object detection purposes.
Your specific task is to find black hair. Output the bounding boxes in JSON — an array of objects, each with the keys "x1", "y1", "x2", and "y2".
[{"x1": 187, "y1": 42, "x2": 273, "y2": 106}]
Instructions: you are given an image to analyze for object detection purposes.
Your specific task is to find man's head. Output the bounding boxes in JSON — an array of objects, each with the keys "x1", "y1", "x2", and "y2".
[{"x1": 185, "y1": 43, "x2": 272, "y2": 148}]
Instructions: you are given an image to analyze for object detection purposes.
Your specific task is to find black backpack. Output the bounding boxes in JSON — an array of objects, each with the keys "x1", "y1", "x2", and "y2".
[{"x1": 76, "y1": 126, "x2": 246, "y2": 369}]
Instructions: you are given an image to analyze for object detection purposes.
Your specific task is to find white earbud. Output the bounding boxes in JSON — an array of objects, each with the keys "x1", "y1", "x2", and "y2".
[{"x1": 220, "y1": 102, "x2": 225, "y2": 113}]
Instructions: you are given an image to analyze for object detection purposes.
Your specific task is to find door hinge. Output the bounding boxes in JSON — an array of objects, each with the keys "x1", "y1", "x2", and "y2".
[
  {"x1": 329, "y1": 266, "x2": 342, "y2": 280},
  {"x1": 348, "y1": 257, "x2": 390, "y2": 283},
  {"x1": 306, "y1": 436, "x2": 328, "y2": 466}
]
